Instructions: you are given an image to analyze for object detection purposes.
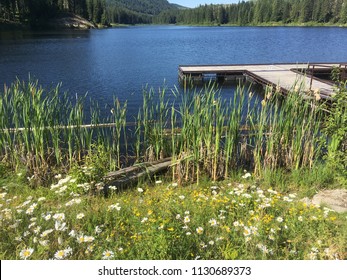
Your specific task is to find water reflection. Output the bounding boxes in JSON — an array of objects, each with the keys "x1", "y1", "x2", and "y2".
[
  {"x1": 0, "y1": 26, "x2": 346, "y2": 119},
  {"x1": 0, "y1": 29, "x2": 91, "y2": 42}
]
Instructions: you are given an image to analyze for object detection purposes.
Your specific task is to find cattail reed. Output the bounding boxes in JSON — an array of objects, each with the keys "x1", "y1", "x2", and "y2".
[{"x1": 0, "y1": 77, "x2": 331, "y2": 186}]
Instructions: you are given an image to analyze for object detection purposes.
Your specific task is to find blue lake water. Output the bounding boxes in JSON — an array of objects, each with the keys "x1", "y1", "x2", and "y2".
[{"x1": 1, "y1": 26, "x2": 347, "y2": 117}]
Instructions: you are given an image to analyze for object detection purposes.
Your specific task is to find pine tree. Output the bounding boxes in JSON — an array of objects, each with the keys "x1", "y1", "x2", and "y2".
[
  {"x1": 271, "y1": 0, "x2": 283, "y2": 22},
  {"x1": 341, "y1": 0, "x2": 347, "y2": 23},
  {"x1": 300, "y1": 0, "x2": 314, "y2": 22}
]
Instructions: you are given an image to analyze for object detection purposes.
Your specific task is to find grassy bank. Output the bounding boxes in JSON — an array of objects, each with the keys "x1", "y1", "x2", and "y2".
[
  {"x1": 1, "y1": 78, "x2": 344, "y2": 184},
  {"x1": 0, "y1": 168, "x2": 346, "y2": 260},
  {"x1": 0, "y1": 77, "x2": 346, "y2": 259}
]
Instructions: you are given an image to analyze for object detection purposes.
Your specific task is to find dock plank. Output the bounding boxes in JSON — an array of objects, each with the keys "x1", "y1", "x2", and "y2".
[{"x1": 179, "y1": 63, "x2": 343, "y2": 99}]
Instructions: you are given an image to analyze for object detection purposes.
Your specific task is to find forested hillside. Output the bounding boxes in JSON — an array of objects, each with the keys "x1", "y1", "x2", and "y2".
[
  {"x1": 105, "y1": 0, "x2": 176, "y2": 24},
  {"x1": 155, "y1": 0, "x2": 347, "y2": 25},
  {"x1": 0, "y1": 0, "x2": 176, "y2": 27},
  {"x1": 107, "y1": 0, "x2": 172, "y2": 15},
  {"x1": 0, "y1": 0, "x2": 107, "y2": 27},
  {"x1": 1, "y1": 0, "x2": 347, "y2": 28}
]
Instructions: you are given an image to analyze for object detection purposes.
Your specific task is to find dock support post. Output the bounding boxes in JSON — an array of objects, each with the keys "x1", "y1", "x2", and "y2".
[{"x1": 341, "y1": 64, "x2": 347, "y2": 82}]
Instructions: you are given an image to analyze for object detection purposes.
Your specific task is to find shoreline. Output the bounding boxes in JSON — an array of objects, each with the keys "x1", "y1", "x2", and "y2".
[
  {"x1": 2, "y1": 20, "x2": 347, "y2": 32},
  {"x1": 0, "y1": 13, "x2": 98, "y2": 31},
  {"x1": 168, "y1": 22, "x2": 347, "y2": 28}
]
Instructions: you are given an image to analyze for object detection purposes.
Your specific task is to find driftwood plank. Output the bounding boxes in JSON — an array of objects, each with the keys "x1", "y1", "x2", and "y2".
[{"x1": 103, "y1": 158, "x2": 172, "y2": 190}]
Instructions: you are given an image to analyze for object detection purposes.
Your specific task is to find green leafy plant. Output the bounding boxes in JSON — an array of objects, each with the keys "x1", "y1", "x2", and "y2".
[{"x1": 323, "y1": 68, "x2": 347, "y2": 178}]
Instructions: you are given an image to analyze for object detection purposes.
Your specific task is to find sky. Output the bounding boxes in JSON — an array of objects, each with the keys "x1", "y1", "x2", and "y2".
[{"x1": 169, "y1": 1, "x2": 239, "y2": 8}]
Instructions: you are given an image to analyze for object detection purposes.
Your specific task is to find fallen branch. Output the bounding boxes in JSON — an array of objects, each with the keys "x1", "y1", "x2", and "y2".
[{"x1": 103, "y1": 158, "x2": 172, "y2": 191}]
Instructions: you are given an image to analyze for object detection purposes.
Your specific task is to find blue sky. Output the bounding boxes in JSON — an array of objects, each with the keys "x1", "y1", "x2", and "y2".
[{"x1": 170, "y1": 1, "x2": 239, "y2": 8}]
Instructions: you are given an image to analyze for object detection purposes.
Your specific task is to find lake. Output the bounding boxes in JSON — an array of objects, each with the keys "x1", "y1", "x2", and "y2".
[{"x1": 1, "y1": 25, "x2": 347, "y2": 118}]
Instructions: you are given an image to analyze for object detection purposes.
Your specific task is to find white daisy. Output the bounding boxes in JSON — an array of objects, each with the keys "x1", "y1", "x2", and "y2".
[
  {"x1": 102, "y1": 250, "x2": 114, "y2": 260},
  {"x1": 54, "y1": 250, "x2": 66, "y2": 260},
  {"x1": 209, "y1": 218, "x2": 218, "y2": 227},
  {"x1": 19, "y1": 248, "x2": 34, "y2": 260},
  {"x1": 76, "y1": 213, "x2": 85, "y2": 219}
]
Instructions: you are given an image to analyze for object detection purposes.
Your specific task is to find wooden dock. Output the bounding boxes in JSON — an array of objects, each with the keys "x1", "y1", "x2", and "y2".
[{"x1": 179, "y1": 63, "x2": 347, "y2": 100}]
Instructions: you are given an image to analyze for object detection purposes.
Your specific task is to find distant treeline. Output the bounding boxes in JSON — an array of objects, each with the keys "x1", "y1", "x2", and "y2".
[
  {"x1": 154, "y1": 0, "x2": 347, "y2": 25},
  {"x1": 1, "y1": 0, "x2": 347, "y2": 27}
]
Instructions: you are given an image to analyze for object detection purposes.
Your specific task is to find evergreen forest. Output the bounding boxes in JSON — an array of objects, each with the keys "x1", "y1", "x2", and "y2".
[
  {"x1": 0, "y1": 0, "x2": 176, "y2": 27},
  {"x1": 1, "y1": 0, "x2": 347, "y2": 28},
  {"x1": 0, "y1": 0, "x2": 108, "y2": 26},
  {"x1": 155, "y1": 0, "x2": 347, "y2": 25}
]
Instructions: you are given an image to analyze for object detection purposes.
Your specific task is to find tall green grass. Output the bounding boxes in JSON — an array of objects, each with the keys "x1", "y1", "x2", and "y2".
[
  {"x1": 0, "y1": 80, "x2": 112, "y2": 184},
  {"x1": 249, "y1": 85, "x2": 325, "y2": 175},
  {"x1": 0, "y1": 78, "x2": 335, "y2": 185}
]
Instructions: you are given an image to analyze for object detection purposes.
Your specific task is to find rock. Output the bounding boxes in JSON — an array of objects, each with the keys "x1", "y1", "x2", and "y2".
[
  {"x1": 300, "y1": 197, "x2": 312, "y2": 205},
  {"x1": 49, "y1": 13, "x2": 96, "y2": 30},
  {"x1": 311, "y1": 189, "x2": 347, "y2": 213}
]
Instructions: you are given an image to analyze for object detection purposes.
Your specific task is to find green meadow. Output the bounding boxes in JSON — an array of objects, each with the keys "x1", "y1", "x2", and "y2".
[{"x1": 0, "y1": 75, "x2": 346, "y2": 260}]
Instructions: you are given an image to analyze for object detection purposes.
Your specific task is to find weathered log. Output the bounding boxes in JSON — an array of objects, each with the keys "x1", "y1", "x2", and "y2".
[{"x1": 103, "y1": 158, "x2": 172, "y2": 192}]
